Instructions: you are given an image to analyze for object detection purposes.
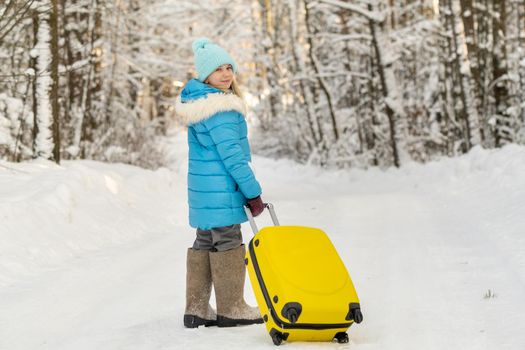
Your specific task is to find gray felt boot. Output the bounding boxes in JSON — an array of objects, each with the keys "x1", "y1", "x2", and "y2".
[
  {"x1": 210, "y1": 245, "x2": 263, "y2": 327},
  {"x1": 184, "y1": 248, "x2": 217, "y2": 328}
]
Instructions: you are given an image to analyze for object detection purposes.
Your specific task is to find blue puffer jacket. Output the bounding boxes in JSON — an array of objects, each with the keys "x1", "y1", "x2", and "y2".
[{"x1": 175, "y1": 79, "x2": 262, "y2": 229}]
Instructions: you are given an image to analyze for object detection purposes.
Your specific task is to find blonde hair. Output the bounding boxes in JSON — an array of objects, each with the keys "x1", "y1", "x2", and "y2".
[{"x1": 230, "y1": 76, "x2": 244, "y2": 99}]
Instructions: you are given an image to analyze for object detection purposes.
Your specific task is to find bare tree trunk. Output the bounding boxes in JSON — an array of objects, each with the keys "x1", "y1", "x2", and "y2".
[
  {"x1": 31, "y1": 9, "x2": 39, "y2": 155},
  {"x1": 338, "y1": 8, "x2": 366, "y2": 155},
  {"x1": 439, "y1": 0, "x2": 456, "y2": 155},
  {"x1": 286, "y1": 0, "x2": 316, "y2": 151},
  {"x1": 389, "y1": 0, "x2": 396, "y2": 29},
  {"x1": 518, "y1": 1, "x2": 525, "y2": 126},
  {"x1": 365, "y1": 55, "x2": 379, "y2": 165},
  {"x1": 60, "y1": 0, "x2": 74, "y2": 132},
  {"x1": 492, "y1": 0, "x2": 512, "y2": 146},
  {"x1": 447, "y1": 0, "x2": 472, "y2": 152},
  {"x1": 304, "y1": 0, "x2": 339, "y2": 142},
  {"x1": 368, "y1": 3, "x2": 400, "y2": 167},
  {"x1": 80, "y1": 0, "x2": 102, "y2": 158},
  {"x1": 258, "y1": 0, "x2": 280, "y2": 129},
  {"x1": 476, "y1": 0, "x2": 493, "y2": 146},
  {"x1": 439, "y1": 62, "x2": 454, "y2": 156},
  {"x1": 50, "y1": 0, "x2": 60, "y2": 163},
  {"x1": 338, "y1": 9, "x2": 352, "y2": 108},
  {"x1": 13, "y1": 79, "x2": 32, "y2": 162},
  {"x1": 459, "y1": 0, "x2": 484, "y2": 142}
]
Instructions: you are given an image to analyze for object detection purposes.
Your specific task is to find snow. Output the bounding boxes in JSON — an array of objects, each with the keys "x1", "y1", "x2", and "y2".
[
  {"x1": 0, "y1": 93, "x2": 24, "y2": 149},
  {"x1": 1, "y1": 129, "x2": 525, "y2": 349}
]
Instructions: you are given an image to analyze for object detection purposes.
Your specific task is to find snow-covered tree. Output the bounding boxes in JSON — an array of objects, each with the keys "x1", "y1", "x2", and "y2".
[{"x1": 32, "y1": 0, "x2": 54, "y2": 159}]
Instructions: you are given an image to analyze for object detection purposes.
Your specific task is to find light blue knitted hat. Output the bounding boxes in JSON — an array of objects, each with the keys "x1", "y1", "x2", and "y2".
[{"x1": 192, "y1": 37, "x2": 237, "y2": 82}]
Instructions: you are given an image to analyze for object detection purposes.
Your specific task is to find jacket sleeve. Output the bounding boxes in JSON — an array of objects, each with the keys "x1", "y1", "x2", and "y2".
[{"x1": 203, "y1": 111, "x2": 262, "y2": 199}]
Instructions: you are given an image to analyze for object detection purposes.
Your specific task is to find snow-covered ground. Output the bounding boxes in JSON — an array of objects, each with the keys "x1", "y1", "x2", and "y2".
[{"x1": 1, "y1": 128, "x2": 524, "y2": 350}]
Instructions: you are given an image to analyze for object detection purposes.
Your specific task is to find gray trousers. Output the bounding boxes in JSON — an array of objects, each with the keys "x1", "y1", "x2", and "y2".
[{"x1": 192, "y1": 224, "x2": 243, "y2": 252}]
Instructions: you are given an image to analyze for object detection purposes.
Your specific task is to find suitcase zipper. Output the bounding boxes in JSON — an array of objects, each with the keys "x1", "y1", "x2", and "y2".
[{"x1": 248, "y1": 239, "x2": 353, "y2": 330}]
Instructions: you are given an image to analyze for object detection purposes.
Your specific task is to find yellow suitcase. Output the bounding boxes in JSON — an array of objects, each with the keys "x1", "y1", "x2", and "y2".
[{"x1": 244, "y1": 204, "x2": 363, "y2": 345}]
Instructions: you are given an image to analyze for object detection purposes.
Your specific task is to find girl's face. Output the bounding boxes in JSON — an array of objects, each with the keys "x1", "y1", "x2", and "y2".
[{"x1": 205, "y1": 64, "x2": 234, "y2": 90}]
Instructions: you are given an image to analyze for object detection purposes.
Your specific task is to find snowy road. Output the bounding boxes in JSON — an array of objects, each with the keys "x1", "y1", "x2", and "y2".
[{"x1": 1, "y1": 133, "x2": 524, "y2": 349}]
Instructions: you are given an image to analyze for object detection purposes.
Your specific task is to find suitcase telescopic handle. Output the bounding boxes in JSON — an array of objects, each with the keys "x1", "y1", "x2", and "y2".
[{"x1": 244, "y1": 202, "x2": 280, "y2": 234}]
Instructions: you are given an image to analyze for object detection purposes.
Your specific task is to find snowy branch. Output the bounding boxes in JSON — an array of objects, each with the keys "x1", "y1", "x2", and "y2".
[{"x1": 316, "y1": 0, "x2": 385, "y2": 22}]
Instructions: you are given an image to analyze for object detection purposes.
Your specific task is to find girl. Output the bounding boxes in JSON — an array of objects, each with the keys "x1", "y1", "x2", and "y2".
[{"x1": 175, "y1": 38, "x2": 265, "y2": 328}]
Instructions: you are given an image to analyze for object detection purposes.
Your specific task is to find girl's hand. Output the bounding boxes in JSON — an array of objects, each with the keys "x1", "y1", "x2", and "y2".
[{"x1": 247, "y1": 196, "x2": 264, "y2": 217}]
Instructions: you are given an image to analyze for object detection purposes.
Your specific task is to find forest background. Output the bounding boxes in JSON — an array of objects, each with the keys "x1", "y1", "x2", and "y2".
[{"x1": 1, "y1": 0, "x2": 524, "y2": 169}]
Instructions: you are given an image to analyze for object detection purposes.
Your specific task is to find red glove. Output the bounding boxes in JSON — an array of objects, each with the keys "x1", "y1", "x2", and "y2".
[{"x1": 247, "y1": 196, "x2": 264, "y2": 217}]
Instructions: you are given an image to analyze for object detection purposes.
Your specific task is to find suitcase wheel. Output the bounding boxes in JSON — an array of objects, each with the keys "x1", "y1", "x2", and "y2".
[
  {"x1": 271, "y1": 332, "x2": 283, "y2": 346},
  {"x1": 353, "y1": 308, "x2": 364, "y2": 324},
  {"x1": 346, "y1": 303, "x2": 363, "y2": 324},
  {"x1": 334, "y1": 332, "x2": 349, "y2": 344},
  {"x1": 270, "y1": 329, "x2": 288, "y2": 346}
]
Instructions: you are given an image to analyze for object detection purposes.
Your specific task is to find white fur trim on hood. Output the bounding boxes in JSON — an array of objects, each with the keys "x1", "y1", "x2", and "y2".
[{"x1": 175, "y1": 93, "x2": 247, "y2": 125}]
